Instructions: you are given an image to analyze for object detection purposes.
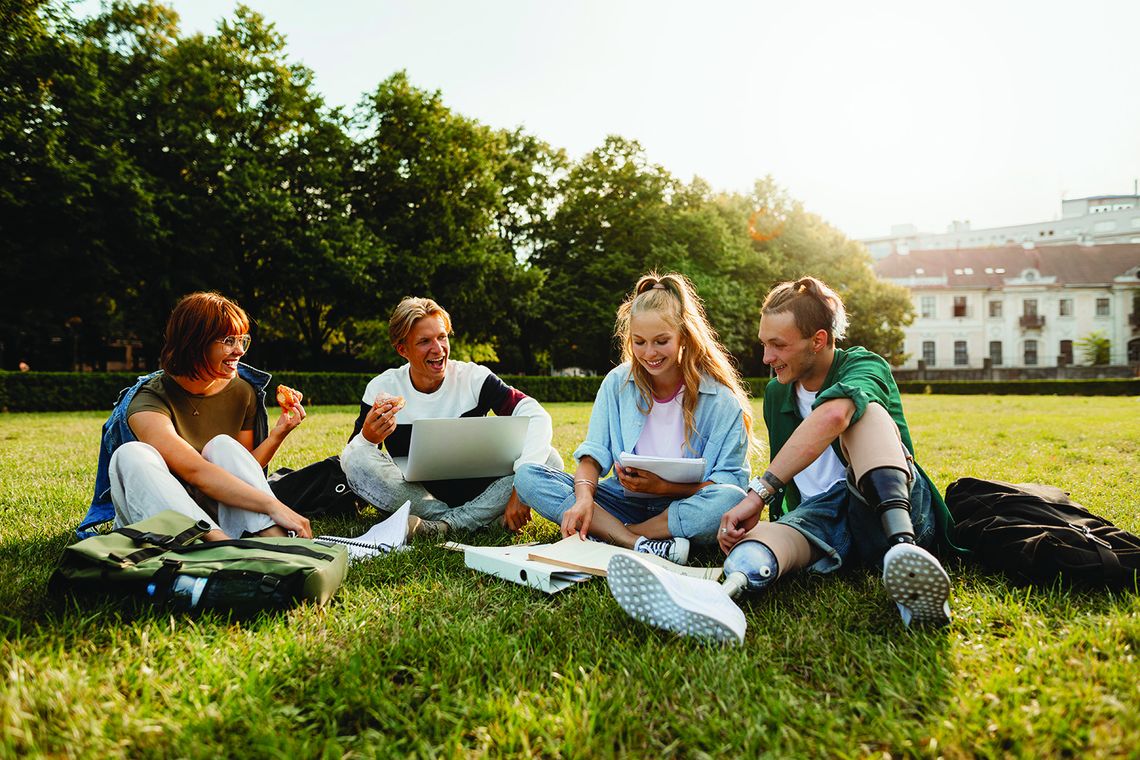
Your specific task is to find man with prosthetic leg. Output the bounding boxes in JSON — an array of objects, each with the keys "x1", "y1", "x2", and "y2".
[{"x1": 607, "y1": 277, "x2": 953, "y2": 644}]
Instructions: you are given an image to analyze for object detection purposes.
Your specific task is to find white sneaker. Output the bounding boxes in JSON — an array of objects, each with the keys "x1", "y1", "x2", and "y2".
[
  {"x1": 882, "y1": 543, "x2": 951, "y2": 626},
  {"x1": 607, "y1": 554, "x2": 746, "y2": 645},
  {"x1": 632, "y1": 536, "x2": 690, "y2": 565}
]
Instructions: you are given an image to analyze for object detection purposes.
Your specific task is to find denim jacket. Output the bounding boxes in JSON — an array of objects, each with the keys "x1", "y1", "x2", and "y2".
[
  {"x1": 573, "y1": 363, "x2": 750, "y2": 489},
  {"x1": 77, "y1": 363, "x2": 272, "y2": 536}
]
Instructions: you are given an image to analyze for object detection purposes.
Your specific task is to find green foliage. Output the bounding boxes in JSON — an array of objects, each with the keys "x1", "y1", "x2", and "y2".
[
  {"x1": 2, "y1": 398, "x2": 1140, "y2": 756},
  {"x1": 3, "y1": 1, "x2": 913, "y2": 380},
  {"x1": 7, "y1": 372, "x2": 1136, "y2": 412},
  {"x1": 1076, "y1": 331, "x2": 1112, "y2": 366}
]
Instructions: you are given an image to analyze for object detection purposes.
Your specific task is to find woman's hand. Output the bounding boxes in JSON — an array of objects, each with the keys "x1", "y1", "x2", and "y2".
[
  {"x1": 271, "y1": 402, "x2": 307, "y2": 438},
  {"x1": 614, "y1": 463, "x2": 670, "y2": 496},
  {"x1": 718, "y1": 495, "x2": 762, "y2": 554},
  {"x1": 269, "y1": 500, "x2": 312, "y2": 539},
  {"x1": 361, "y1": 398, "x2": 400, "y2": 445},
  {"x1": 561, "y1": 496, "x2": 595, "y2": 540}
]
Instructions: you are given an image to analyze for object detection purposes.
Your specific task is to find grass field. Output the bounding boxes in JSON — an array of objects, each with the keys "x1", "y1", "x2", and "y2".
[{"x1": 2, "y1": 395, "x2": 1139, "y2": 758}]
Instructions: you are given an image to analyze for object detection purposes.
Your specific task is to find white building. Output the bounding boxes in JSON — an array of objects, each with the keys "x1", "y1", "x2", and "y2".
[
  {"x1": 863, "y1": 194, "x2": 1140, "y2": 259},
  {"x1": 874, "y1": 244, "x2": 1140, "y2": 370}
]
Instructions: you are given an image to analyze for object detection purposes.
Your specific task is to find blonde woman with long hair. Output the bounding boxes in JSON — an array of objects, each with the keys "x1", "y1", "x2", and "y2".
[{"x1": 514, "y1": 272, "x2": 756, "y2": 563}]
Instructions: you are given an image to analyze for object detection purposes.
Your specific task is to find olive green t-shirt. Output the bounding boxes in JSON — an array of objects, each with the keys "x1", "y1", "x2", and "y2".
[{"x1": 126, "y1": 374, "x2": 257, "y2": 452}]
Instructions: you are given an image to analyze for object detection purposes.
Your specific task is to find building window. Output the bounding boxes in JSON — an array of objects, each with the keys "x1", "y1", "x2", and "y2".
[
  {"x1": 1096, "y1": 297, "x2": 1110, "y2": 316},
  {"x1": 920, "y1": 296, "x2": 935, "y2": 319},
  {"x1": 989, "y1": 341, "x2": 1003, "y2": 366},
  {"x1": 1059, "y1": 298, "x2": 1072, "y2": 317},
  {"x1": 988, "y1": 301, "x2": 1003, "y2": 318},
  {"x1": 922, "y1": 341, "x2": 936, "y2": 366},
  {"x1": 1024, "y1": 340, "x2": 1038, "y2": 366},
  {"x1": 954, "y1": 341, "x2": 968, "y2": 366},
  {"x1": 1023, "y1": 299, "x2": 1038, "y2": 317},
  {"x1": 953, "y1": 296, "x2": 968, "y2": 318},
  {"x1": 1060, "y1": 340, "x2": 1073, "y2": 366}
]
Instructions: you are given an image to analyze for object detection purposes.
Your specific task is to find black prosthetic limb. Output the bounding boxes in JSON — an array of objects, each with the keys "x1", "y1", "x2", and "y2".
[{"x1": 858, "y1": 466, "x2": 915, "y2": 545}]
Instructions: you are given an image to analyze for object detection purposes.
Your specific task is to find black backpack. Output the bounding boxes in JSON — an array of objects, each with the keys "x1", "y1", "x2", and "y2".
[
  {"x1": 946, "y1": 477, "x2": 1140, "y2": 589},
  {"x1": 268, "y1": 456, "x2": 366, "y2": 517}
]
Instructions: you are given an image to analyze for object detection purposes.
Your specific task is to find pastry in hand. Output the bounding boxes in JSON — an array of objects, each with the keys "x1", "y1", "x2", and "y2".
[
  {"x1": 374, "y1": 393, "x2": 406, "y2": 413},
  {"x1": 276, "y1": 384, "x2": 303, "y2": 416}
]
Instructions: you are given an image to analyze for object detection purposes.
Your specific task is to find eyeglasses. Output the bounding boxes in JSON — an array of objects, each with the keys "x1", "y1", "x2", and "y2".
[{"x1": 216, "y1": 334, "x2": 252, "y2": 351}]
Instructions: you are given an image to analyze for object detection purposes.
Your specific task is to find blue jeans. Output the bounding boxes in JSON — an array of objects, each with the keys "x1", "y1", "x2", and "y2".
[
  {"x1": 514, "y1": 462, "x2": 746, "y2": 546},
  {"x1": 777, "y1": 462, "x2": 936, "y2": 573}
]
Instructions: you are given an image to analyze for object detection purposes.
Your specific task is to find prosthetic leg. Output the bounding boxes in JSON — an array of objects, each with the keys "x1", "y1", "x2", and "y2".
[
  {"x1": 607, "y1": 522, "x2": 814, "y2": 645},
  {"x1": 721, "y1": 523, "x2": 815, "y2": 598},
  {"x1": 841, "y1": 403, "x2": 951, "y2": 626}
]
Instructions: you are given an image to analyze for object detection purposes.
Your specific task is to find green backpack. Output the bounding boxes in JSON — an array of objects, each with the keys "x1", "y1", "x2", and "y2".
[{"x1": 51, "y1": 510, "x2": 348, "y2": 613}]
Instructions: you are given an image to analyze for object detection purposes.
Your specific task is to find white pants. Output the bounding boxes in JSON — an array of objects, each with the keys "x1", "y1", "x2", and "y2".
[{"x1": 109, "y1": 435, "x2": 275, "y2": 538}]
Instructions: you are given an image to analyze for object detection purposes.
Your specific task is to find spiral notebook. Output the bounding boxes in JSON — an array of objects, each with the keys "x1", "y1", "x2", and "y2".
[{"x1": 316, "y1": 501, "x2": 411, "y2": 562}]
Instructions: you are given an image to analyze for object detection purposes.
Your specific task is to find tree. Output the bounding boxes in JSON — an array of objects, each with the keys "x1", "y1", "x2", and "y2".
[
  {"x1": 1077, "y1": 331, "x2": 1111, "y2": 366},
  {"x1": 351, "y1": 73, "x2": 553, "y2": 367}
]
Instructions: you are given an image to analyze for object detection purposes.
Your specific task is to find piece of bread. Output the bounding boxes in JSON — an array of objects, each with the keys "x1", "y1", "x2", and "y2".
[
  {"x1": 374, "y1": 393, "x2": 406, "y2": 412},
  {"x1": 276, "y1": 384, "x2": 303, "y2": 411}
]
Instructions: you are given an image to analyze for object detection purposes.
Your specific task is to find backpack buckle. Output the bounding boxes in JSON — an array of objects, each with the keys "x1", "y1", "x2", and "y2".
[{"x1": 136, "y1": 532, "x2": 176, "y2": 548}]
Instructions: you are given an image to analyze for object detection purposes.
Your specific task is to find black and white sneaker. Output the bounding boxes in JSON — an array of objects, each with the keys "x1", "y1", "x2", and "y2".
[
  {"x1": 633, "y1": 536, "x2": 690, "y2": 565},
  {"x1": 607, "y1": 554, "x2": 746, "y2": 645},
  {"x1": 882, "y1": 543, "x2": 951, "y2": 626}
]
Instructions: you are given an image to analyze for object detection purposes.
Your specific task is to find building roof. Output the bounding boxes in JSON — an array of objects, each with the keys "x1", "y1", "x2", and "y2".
[{"x1": 874, "y1": 244, "x2": 1140, "y2": 289}]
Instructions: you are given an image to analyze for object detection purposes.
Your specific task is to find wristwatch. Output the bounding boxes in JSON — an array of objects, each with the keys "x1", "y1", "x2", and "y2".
[{"x1": 749, "y1": 475, "x2": 775, "y2": 505}]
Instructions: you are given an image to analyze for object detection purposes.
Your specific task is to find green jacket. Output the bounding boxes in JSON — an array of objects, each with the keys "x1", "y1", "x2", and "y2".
[{"x1": 762, "y1": 346, "x2": 957, "y2": 549}]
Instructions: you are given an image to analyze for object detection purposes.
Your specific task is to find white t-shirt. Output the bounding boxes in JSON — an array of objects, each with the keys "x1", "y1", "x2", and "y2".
[
  {"x1": 634, "y1": 388, "x2": 687, "y2": 459},
  {"x1": 792, "y1": 384, "x2": 847, "y2": 498}
]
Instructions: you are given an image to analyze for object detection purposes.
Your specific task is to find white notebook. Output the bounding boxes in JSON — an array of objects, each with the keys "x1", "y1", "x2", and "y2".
[
  {"x1": 618, "y1": 452, "x2": 706, "y2": 498},
  {"x1": 316, "y1": 501, "x2": 411, "y2": 562}
]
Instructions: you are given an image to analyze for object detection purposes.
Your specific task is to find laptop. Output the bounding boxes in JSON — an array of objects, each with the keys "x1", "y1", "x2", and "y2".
[{"x1": 393, "y1": 416, "x2": 531, "y2": 481}]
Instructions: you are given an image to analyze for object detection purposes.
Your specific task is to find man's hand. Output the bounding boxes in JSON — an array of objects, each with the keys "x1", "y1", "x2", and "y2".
[
  {"x1": 360, "y1": 397, "x2": 401, "y2": 445},
  {"x1": 718, "y1": 494, "x2": 762, "y2": 554},
  {"x1": 614, "y1": 463, "x2": 669, "y2": 495},
  {"x1": 561, "y1": 497, "x2": 595, "y2": 540},
  {"x1": 503, "y1": 488, "x2": 532, "y2": 532}
]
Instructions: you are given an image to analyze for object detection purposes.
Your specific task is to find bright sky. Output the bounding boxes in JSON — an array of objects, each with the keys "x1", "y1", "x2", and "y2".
[{"x1": 76, "y1": 0, "x2": 1140, "y2": 240}]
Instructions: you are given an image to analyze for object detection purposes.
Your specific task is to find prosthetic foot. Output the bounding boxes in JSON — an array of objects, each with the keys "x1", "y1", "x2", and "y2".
[
  {"x1": 882, "y1": 543, "x2": 951, "y2": 626},
  {"x1": 606, "y1": 554, "x2": 746, "y2": 645}
]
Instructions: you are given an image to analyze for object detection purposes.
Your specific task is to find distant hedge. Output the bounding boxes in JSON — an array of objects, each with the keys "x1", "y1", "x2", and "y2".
[
  {"x1": 895, "y1": 379, "x2": 1140, "y2": 396},
  {"x1": 1, "y1": 371, "x2": 1134, "y2": 412}
]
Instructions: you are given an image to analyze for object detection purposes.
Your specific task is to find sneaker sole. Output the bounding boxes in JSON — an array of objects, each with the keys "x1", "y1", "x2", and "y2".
[
  {"x1": 882, "y1": 544, "x2": 951, "y2": 626},
  {"x1": 607, "y1": 554, "x2": 744, "y2": 645}
]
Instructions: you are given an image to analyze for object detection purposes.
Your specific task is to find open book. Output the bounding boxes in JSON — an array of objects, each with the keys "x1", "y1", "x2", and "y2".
[
  {"x1": 528, "y1": 536, "x2": 722, "y2": 580},
  {"x1": 316, "y1": 500, "x2": 411, "y2": 562}
]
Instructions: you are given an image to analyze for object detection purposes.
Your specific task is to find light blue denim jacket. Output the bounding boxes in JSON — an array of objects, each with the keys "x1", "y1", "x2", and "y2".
[
  {"x1": 76, "y1": 363, "x2": 271, "y2": 536},
  {"x1": 573, "y1": 363, "x2": 750, "y2": 488}
]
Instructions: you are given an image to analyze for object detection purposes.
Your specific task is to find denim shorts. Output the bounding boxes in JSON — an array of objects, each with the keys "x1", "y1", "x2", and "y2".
[{"x1": 776, "y1": 462, "x2": 935, "y2": 574}]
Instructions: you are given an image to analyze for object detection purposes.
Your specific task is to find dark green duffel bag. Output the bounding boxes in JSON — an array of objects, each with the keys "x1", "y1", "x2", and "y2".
[{"x1": 50, "y1": 510, "x2": 348, "y2": 613}]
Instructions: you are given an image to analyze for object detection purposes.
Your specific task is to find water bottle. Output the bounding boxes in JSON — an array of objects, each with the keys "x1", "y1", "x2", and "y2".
[{"x1": 146, "y1": 574, "x2": 208, "y2": 609}]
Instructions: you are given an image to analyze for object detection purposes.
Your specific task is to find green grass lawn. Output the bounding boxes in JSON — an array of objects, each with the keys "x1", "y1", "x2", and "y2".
[{"x1": 2, "y1": 395, "x2": 1139, "y2": 758}]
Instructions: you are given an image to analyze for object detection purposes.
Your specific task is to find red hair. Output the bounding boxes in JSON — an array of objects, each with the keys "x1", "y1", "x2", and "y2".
[{"x1": 160, "y1": 292, "x2": 250, "y2": 380}]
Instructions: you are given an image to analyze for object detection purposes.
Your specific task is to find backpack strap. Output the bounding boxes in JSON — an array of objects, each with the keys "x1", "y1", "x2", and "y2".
[
  {"x1": 113, "y1": 520, "x2": 212, "y2": 565},
  {"x1": 166, "y1": 539, "x2": 338, "y2": 561}
]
